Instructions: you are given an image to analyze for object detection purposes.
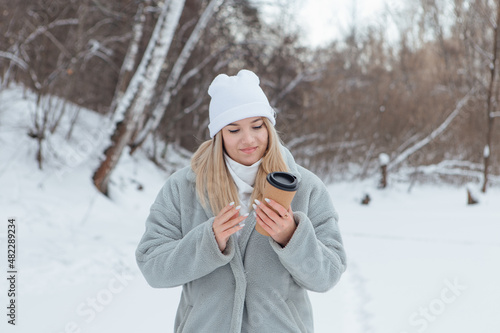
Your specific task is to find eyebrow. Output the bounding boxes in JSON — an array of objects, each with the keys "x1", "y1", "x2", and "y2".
[{"x1": 227, "y1": 118, "x2": 263, "y2": 126}]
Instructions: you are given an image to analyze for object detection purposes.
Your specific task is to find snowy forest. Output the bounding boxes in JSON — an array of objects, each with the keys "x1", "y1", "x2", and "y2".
[
  {"x1": 1, "y1": 0, "x2": 499, "y2": 193},
  {"x1": 1, "y1": 1, "x2": 500, "y2": 333}
]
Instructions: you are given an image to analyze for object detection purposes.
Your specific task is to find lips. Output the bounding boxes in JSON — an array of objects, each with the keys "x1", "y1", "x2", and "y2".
[{"x1": 240, "y1": 147, "x2": 258, "y2": 154}]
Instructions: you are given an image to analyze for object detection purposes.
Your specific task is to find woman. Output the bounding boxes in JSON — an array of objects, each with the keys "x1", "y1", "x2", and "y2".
[{"x1": 136, "y1": 69, "x2": 347, "y2": 332}]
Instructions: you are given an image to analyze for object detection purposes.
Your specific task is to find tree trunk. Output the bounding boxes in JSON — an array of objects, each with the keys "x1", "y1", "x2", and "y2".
[
  {"x1": 481, "y1": 2, "x2": 500, "y2": 193},
  {"x1": 108, "y1": 1, "x2": 148, "y2": 116},
  {"x1": 93, "y1": 0, "x2": 186, "y2": 195},
  {"x1": 129, "y1": 0, "x2": 224, "y2": 153}
]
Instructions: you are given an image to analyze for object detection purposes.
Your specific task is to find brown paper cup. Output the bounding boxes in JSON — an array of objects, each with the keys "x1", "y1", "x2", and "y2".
[{"x1": 255, "y1": 172, "x2": 298, "y2": 236}]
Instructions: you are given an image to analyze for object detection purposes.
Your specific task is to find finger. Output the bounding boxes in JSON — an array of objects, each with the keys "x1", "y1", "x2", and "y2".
[
  {"x1": 220, "y1": 213, "x2": 248, "y2": 232},
  {"x1": 215, "y1": 204, "x2": 241, "y2": 226},
  {"x1": 214, "y1": 202, "x2": 235, "y2": 222},
  {"x1": 229, "y1": 211, "x2": 239, "y2": 221},
  {"x1": 254, "y1": 207, "x2": 279, "y2": 233},
  {"x1": 219, "y1": 214, "x2": 248, "y2": 236},
  {"x1": 229, "y1": 213, "x2": 249, "y2": 227},
  {"x1": 220, "y1": 202, "x2": 236, "y2": 214},
  {"x1": 254, "y1": 199, "x2": 281, "y2": 223},
  {"x1": 255, "y1": 212, "x2": 274, "y2": 235},
  {"x1": 252, "y1": 201, "x2": 276, "y2": 226},
  {"x1": 221, "y1": 223, "x2": 245, "y2": 239},
  {"x1": 263, "y1": 198, "x2": 289, "y2": 218}
]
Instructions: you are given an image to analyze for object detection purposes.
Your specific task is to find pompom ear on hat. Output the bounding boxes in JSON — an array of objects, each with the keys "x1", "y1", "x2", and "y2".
[{"x1": 208, "y1": 69, "x2": 276, "y2": 138}]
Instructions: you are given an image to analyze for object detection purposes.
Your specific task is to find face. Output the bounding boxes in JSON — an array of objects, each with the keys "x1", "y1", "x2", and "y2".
[{"x1": 221, "y1": 117, "x2": 269, "y2": 166}]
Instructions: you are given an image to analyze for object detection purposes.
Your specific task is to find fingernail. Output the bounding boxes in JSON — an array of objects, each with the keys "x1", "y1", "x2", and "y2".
[
  {"x1": 240, "y1": 224, "x2": 246, "y2": 227},
  {"x1": 252, "y1": 203, "x2": 257, "y2": 210},
  {"x1": 264, "y1": 198, "x2": 271, "y2": 203},
  {"x1": 243, "y1": 213, "x2": 249, "y2": 217},
  {"x1": 235, "y1": 205, "x2": 241, "y2": 210},
  {"x1": 229, "y1": 202, "x2": 235, "y2": 206},
  {"x1": 254, "y1": 199, "x2": 261, "y2": 205}
]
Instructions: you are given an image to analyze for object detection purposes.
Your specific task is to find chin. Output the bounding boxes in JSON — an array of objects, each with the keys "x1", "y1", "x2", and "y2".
[
  {"x1": 239, "y1": 155, "x2": 259, "y2": 166},
  {"x1": 240, "y1": 158, "x2": 256, "y2": 166}
]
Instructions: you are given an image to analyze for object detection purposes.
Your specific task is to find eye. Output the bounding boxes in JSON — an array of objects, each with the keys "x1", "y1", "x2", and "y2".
[
  {"x1": 253, "y1": 125, "x2": 263, "y2": 130},
  {"x1": 228, "y1": 129, "x2": 239, "y2": 133}
]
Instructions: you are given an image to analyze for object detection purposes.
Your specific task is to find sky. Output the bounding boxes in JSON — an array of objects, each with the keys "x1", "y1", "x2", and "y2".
[
  {"x1": 254, "y1": 0, "x2": 392, "y2": 47},
  {"x1": 295, "y1": 0, "x2": 389, "y2": 47}
]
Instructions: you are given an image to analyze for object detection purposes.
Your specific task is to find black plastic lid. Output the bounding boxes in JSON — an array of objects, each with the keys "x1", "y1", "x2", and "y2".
[{"x1": 266, "y1": 172, "x2": 298, "y2": 191}]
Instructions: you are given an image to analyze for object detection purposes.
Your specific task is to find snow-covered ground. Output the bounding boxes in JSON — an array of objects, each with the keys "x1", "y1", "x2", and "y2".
[{"x1": 1, "y1": 86, "x2": 499, "y2": 333}]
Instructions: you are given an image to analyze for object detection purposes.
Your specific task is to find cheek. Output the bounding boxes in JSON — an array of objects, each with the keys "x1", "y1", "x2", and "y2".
[
  {"x1": 258, "y1": 131, "x2": 269, "y2": 145},
  {"x1": 222, "y1": 134, "x2": 237, "y2": 151}
]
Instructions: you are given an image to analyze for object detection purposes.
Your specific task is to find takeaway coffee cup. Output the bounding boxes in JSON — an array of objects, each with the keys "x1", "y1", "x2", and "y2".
[{"x1": 255, "y1": 172, "x2": 298, "y2": 236}]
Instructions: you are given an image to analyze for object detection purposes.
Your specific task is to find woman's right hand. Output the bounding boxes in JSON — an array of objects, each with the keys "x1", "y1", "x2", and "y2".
[{"x1": 213, "y1": 202, "x2": 248, "y2": 252}]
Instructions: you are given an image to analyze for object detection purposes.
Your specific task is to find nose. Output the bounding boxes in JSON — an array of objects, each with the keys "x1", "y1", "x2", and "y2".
[{"x1": 241, "y1": 129, "x2": 255, "y2": 145}]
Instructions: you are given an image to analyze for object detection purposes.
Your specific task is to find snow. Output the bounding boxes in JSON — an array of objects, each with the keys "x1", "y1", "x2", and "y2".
[
  {"x1": 1, "y1": 85, "x2": 500, "y2": 332},
  {"x1": 484, "y1": 145, "x2": 490, "y2": 158},
  {"x1": 378, "y1": 153, "x2": 390, "y2": 166},
  {"x1": 466, "y1": 183, "x2": 481, "y2": 204}
]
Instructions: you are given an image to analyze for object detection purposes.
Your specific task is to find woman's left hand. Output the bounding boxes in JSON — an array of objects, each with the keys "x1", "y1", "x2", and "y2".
[{"x1": 253, "y1": 198, "x2": 296, "y2": 247}]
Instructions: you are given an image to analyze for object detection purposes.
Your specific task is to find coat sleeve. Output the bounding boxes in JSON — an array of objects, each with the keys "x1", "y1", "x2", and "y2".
[
  {"x1": 269, "y1": 177, "x2": 347, "y2": 292},
  {"x1": 135, "y1": 176, "x2": 235, "y2": 288}
]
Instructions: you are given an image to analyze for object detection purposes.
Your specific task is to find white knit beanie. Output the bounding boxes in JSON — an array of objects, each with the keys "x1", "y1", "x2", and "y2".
[{"x1": 208, "y1": 69, "x2": 276, "y2": 138}]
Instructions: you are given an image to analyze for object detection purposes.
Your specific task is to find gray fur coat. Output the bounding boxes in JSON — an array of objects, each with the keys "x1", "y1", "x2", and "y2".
[{"x1": 136, "y1": 147, "x2": 347, "y2": 332}]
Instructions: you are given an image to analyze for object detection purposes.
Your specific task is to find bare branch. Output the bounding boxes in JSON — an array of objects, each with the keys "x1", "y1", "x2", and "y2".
[
  {"x1": 23, "y1": 18, "x2": 79, "y2": 46},
  {"x1": 0, "y1": 51, "x2": 29, "y2": 70},
  {"x1": 388, "y1": 87, "x2": 476, "y2": 171},
  {"x1": 171, "y1": 44, "x2": 231, "y2": 97},
  {"x1": 271, "y1": 69, "x2": 323, "y2": 105}
]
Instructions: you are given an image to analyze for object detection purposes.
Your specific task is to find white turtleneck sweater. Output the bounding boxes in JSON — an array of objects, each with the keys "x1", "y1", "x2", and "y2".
[{"x1": 224, "y1": 153, "x2": 261, "y2": 238}]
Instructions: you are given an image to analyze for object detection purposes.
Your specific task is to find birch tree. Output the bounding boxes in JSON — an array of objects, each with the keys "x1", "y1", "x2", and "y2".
[
  {"x1": 108, "y1": 1, "x2": 150, "y2": 116},
  {"x1": 93, "y1": 0, "x2": 186, "y2": 195},
  {"x1": 129, "y1": 0, "x2": 224, "y2": 153}
]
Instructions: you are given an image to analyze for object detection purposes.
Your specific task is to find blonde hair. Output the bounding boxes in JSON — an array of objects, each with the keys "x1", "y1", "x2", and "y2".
[{"x1": 191, "y1": 118, "x2": 288, "y2": 215}]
